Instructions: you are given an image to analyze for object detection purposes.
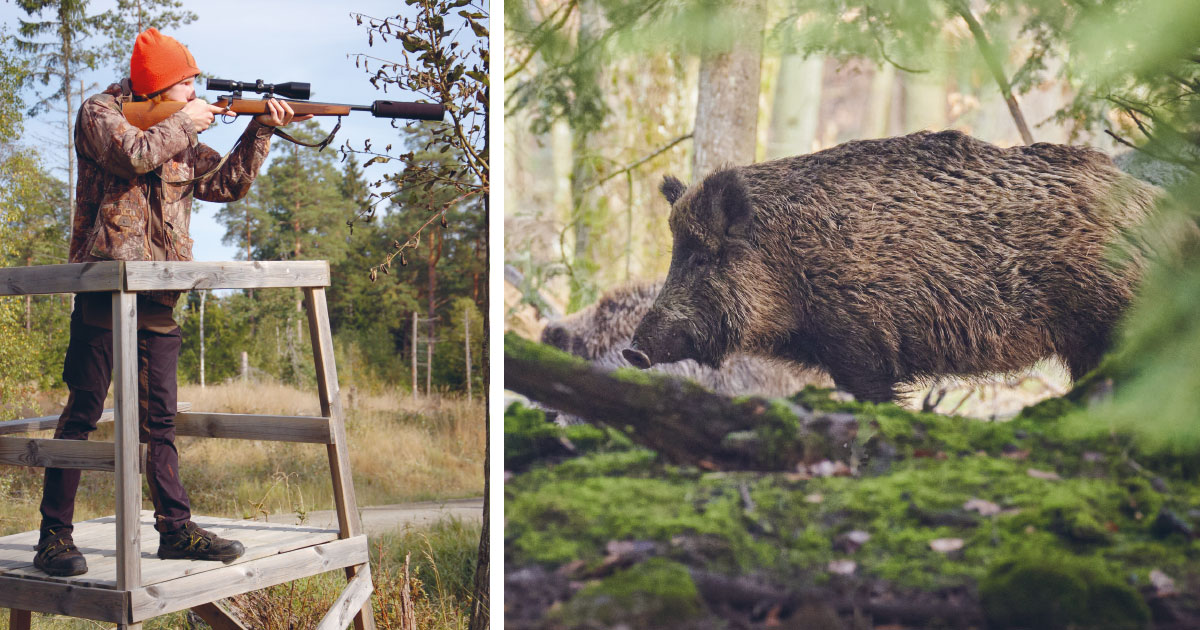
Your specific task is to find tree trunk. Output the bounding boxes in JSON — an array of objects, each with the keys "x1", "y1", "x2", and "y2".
[
  {"x1": 412, "y1": 311, "x2": 419, "y2": 402},
  {"x1": 426, "y1": 228, "x2": 444, "y2": 395},
  {"x1": 865, "y1": 63, "x2": 896, "y2": 139},
  {"x1": 464, "y1": 307, "x2": 472, "y2": 402},
  {"x1": 466, "y1": 448, "x2": 489, "y2": 630},
  {"x1": 692, "y1": 0, "x2": 767, "y2": 182},
  {"x1": 766, "y1": 54, "x2": 824, "y2": 158},
  {"x1": 63, "y1": 4, "x2": 75, "y2": 249}
]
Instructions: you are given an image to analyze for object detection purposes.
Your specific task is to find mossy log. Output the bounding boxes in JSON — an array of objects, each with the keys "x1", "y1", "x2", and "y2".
[{"x1": 505, "y1": 333, "x2": 860, "y2": 470}]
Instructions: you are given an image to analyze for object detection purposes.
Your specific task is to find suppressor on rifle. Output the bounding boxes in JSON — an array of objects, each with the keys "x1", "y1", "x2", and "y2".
[{"x1": 363, "y1": 101, "x2": 446, "y2": 121}]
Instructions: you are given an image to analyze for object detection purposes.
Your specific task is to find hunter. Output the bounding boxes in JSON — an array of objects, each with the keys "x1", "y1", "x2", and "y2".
[{"x1": 33, "y1": 28, "x2": 311, "y2": 577}]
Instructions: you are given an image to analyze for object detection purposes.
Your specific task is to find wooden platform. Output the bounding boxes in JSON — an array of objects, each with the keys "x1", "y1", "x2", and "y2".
[
  {"x1": 0, "y1": 263, "x2": 376, "y2": 629},
  {"x1": 0, "y1": 512, "x2": 368, "y2": 624}
]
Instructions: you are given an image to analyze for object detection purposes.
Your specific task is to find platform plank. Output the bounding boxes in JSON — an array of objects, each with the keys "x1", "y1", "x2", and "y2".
[
  {"x1": 0, "y1": 512, "x2": 339, "y2": 591},
  {"x1": 0, "y1": 573, "x2": 127, "y2": 623},
  {"x1": 130, "y1": 535, "x2": 368, "y2": 621}
]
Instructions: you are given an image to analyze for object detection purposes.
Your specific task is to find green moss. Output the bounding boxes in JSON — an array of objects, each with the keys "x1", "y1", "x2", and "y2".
[
  {"x1": 551, "y1": 558, "x2": 703, "y2": 628},
  {"x1": 507, "y1": 381, "x2": 1200, "y2": 622},
  {"x1": 611, "y1": 365, "x2": 656, "y2": 386},
  {"x1": 753, "y1": 399, "x2": 804, "y2": 468},
  {"x1": 504, "y1": 331, "x2": 590, "y2": 370},
  {"x1": 980, "y1": 551, "x2": 1149, "y2": 630},
  {"x1": 504, "y1": 402, "x2": 562, "y2": 470}
]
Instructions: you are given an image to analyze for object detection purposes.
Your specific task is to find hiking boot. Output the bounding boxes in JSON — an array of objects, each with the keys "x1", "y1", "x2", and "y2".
[
  {"x1": 34, "y1": 529, "x2": 88, "y2": 577},
  {"x1": 157, "y1": 521, "x2": 245, "y2": 562}
]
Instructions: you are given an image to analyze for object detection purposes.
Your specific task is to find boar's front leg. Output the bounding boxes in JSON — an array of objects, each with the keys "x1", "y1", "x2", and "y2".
[{"x1": 826, "y1": 366, "x2": 898, "y2": 404}]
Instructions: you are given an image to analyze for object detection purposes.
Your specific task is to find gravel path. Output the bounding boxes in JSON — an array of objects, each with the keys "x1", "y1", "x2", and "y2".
[{"x1": 264, "y1": 497, "x2": 484, "y2": 536}]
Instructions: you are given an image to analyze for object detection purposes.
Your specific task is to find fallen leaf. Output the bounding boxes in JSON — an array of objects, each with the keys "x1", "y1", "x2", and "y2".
[
  {"x1": 964, "y1": 498, "x2": 1001, "y2": 516},
  {"x1": 929, "y1": 538, "x2": 964, "y2": 553},
  {"x1": 828, "y1": 559, "x2": 857, "y2": 575},
  {"x1": 1150, "y1": 569, "x2": 1178, "y2": 597},
  {"x1": 804, "y1": 493, "x2": 824, "y2": 504},
  {"x1": 1027, "y1": 468, "x2": 1061, "y2": 481}
]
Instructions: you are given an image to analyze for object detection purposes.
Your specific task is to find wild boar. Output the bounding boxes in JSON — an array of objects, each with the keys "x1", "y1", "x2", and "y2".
[
  {"x1": 623, "y1": 130, "x2": 1160, "y2": 403},
  {"x1": 541, "y1": 282, "x2": 828, "y2": 400}
]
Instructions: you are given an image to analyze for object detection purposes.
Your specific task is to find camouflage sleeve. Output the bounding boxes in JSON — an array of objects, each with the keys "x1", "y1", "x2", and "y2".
[
  {"x1": 76, "y1": 95, "x2": 197, "y2": 180},
  {"x1": 191, "y1": 120, "x2": 274, "y2": 203}
]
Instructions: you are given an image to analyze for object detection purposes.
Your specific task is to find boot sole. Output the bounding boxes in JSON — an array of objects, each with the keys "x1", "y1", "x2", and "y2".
[
  {"x1": 34, "y1": 558, "x2": 88, "y2": 577},
  {"x1": 157, "y1": 543, "x2": 245, "y2": 563}
]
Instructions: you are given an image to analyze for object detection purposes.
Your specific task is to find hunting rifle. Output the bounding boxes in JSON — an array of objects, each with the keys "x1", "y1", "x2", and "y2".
[{"x1": 121, "y1": 78, "x2": 445, "y2": 149}]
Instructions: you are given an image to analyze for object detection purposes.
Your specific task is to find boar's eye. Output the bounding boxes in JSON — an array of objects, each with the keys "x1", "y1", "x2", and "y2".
[{"x1": 688, "y1": 252, "x2": 711, "y2": 267}]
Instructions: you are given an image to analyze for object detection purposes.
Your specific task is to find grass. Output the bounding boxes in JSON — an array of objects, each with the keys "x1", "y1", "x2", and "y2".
[{"x1": 0, "y1": 380, "x2": 485, "y2": 629}]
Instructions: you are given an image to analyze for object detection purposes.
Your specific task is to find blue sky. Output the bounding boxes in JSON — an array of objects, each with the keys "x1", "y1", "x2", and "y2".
[{"x1": 1, "y1": 0, "x2": 434, "y2": 262}]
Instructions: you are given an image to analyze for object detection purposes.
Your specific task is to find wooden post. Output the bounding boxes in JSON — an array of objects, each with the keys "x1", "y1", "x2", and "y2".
[
  {"x1": 412, "y1": 312, "x2": 418, "y2": 403},
  {"x1": 9, "y1": 608, "x2": 31, "y2": 630},
  {"x1": 303, "y1": 287, "x2": 376, "y2": 630},
  {"x1": 113, "y1": 285, "x2": 142, "y2": 628},
  {"x1": 464, "y1": 308, "x2": 472, "y2": 403},
  {"x1": 241, "y1": 351, "x2": 249, "y2": 383}
]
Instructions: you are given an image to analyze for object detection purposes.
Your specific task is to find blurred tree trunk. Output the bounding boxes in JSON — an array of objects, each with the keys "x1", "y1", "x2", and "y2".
[
  {"x1": 903, "y1": 63, "x2": 947, "y2": 133},
  {"x1": 692, "y1": 0, "x2": 767, "y2": 182},
  {"x1": 865, "y1": 63, "x2": 896, "y2": 139},
  {"x1": 766, "y1": 54, "x2": 824, "y2": 159}
]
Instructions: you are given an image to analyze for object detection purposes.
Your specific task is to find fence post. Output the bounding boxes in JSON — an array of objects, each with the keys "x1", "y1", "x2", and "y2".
[
  {"x1": 464, "y1": 308, "x2": 472, "y2": 402},
  {"x1": 199, "y1": 290, "x2": 206, "y2": 388},
  {"x1": 412, "y1": 312, "x2": 418, "y2": 403}
]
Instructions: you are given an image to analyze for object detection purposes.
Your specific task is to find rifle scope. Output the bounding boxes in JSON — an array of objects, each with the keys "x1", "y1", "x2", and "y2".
[{"x1": 207, "y1": 79, "x2": 310, "y2": 100}]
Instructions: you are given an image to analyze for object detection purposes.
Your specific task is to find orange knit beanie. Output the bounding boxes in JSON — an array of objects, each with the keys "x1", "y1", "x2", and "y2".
[{"x1": 129, "y1": 28, "x2": 200, "y2": 97}]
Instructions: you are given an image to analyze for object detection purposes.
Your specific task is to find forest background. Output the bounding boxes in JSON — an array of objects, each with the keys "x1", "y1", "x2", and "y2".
[{"x1": 0, "y1": 0, "x2": 488, "y2": 409}]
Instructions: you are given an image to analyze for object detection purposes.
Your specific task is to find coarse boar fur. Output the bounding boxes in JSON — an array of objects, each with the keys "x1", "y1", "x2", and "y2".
[
  {"x1": 624, "y1": 130, "x2": 1161, "y2": 403},
  {"x1": 542, "y1": 282, "x2": 828, "y2": 400}
]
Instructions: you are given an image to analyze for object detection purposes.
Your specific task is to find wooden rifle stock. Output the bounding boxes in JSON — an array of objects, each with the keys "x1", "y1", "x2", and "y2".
[{"x1": 121, "y1": 97, "x2": 444, "y2": 131}]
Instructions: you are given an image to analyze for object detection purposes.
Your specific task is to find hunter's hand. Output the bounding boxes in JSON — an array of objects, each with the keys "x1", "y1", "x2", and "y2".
[
  {"x1": 181, "y1": 99, "x2": 224, "y2": 134},
  {"x1": 256, "y1": 98, "x2": 314, "y2": 127}
]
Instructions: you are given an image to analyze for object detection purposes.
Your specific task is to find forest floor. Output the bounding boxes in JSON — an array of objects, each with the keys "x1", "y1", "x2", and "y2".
[{"x1": 504, "y1": 346, "x2": 1200, "y2": 630}]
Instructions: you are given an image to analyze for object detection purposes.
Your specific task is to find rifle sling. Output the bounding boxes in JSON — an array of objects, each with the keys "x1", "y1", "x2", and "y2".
[{"x1": 155, "y1": 117, "x2": 342, "y2": 186}]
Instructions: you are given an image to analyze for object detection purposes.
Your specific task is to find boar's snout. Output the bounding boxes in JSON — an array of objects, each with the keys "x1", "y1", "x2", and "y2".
[
  {"x1": 622, "y1": 346, "x2": 652, "y2": 369},
  {"x1": 627, "y1": 314, "x2": 699, "y2": 368},
  {"x1": 541, "y1": 322, "x2": 572, "y2": 353}
]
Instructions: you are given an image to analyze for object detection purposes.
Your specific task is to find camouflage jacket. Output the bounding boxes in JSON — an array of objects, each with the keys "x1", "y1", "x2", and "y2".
[{"x1": 71, "y1": 81, "x2": 274, "y2": 306}]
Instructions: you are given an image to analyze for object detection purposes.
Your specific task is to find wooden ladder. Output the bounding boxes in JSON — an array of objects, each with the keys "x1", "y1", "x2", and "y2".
[{"x1": 0, "y1": 261, "x2": 376, "y2": 630}]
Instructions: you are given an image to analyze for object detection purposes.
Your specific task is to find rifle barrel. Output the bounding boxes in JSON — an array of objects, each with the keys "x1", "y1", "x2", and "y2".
[{"x1": 121, "y1": 97, "x2": 444, "y2": 131}]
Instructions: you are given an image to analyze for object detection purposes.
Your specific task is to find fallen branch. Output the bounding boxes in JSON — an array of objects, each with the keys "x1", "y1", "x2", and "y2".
[{"x1": 504, "y1": 333, "x2": 859, "y2": 470}]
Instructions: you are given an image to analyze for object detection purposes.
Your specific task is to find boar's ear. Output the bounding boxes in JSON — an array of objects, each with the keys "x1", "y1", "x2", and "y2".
[
  {"x1": 705, "y1": 169, "x2": 753, "y2": 239},
  {"x1": 660, "y1": 175, "x2": 687, "y2": 205}
]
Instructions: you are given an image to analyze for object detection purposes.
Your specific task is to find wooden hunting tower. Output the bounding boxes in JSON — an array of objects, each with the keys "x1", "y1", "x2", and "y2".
[{"x1": 0, "y1": 261, "x2": 376, "y2": 630}]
